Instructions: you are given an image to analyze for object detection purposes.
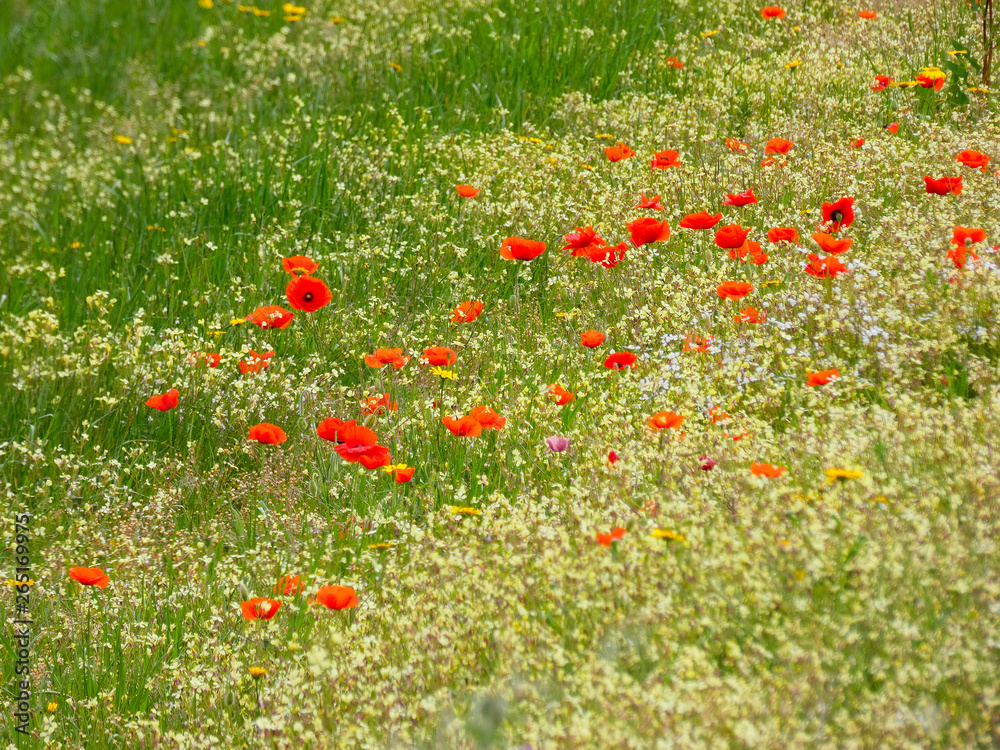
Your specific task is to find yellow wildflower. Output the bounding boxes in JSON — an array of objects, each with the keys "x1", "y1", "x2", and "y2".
[
  {"x1": 700, "y1": 30, "x2": 719, "y2": 38},
  {"x1": 825, "y1": 468, "x2": 863, "y2": 482},
  {"x1": 448, "y1": 506, "x2": 482, "y2": 516},
  {"x1": 368, "y1": 541, "x2": 397, "y2": 550},
  {"x1": 650, "y1": 529, "x2": 686, "y2": 542},
  {"x1": 112, "y1": 135, "x2": 133, "y2": 145},
  {"x1": 282, "y1": 3, "x2": 306, "y2": 14},
  {"x1": 198, "y1": 0, "x2": 213, "y2": 8},
  {"x1": 47, "y1": 702, "x2": 58, "y2": 712},
  {"x1": 249, "y1": 667, "x2": 266, "y2": 679},
  {"x1": 389, "y1": 62, "x2": 403, "y2": 72},
  {"x1": 784, "y1": 59, "x2": 802, "y2": 69},
  {"x1": 430, "y1": 366, "x2": 457, "y2": 381}
]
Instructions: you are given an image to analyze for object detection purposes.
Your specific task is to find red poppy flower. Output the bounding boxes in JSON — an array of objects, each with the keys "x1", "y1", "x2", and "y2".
[
  {"x1": 765, "y1": 138, "x2": 794, "y2": 154},
  {"x1": 146, "y1": 388, "x2": 179, "y2": 411},
  {"x1": 746, "y1": 242, "x2": 769, "y2": 265},
  {"x1": 947, "y1": 245, "x2": 979, "y2": 269},
  {"x1": 715, "y1": 224, "x2": 753, "y2": 249},
  {"x1": 317, "y1": 417, "x2": 350, "y2": 443},
  {"x1": 274, "y1": 575, "x2": 304, "y2": 595},
  {"x1": 68, "y1": 567, "x2": 110, "y2": 588},
  {"x1": 189, "y1": 351, "x2": 221, "y2": 368},
  {"x1": 286, "y1": 275, "x2": 333, "y2": 313},
  {"x1": 607, "y1": 450, "x2": 619, "y2": 466},
  {"x1": 650, "y1": 149, "x2": 682, "y2": 169},
  {"x1": 729, "y1": 240, "x2": 765, "y2": 262},
  {"x1": 665, "y1": 56, "x2": 685, "y2": 69},
  {"x1": 246, "y1": 305, "x2": 294, "y2": 330},
  {"x1": 953, "y1": 226, "x2": 987, "y2": 246},
  {"x1": 916, "y1": 71, "x2": 945, "y2": 90},
  {"x1": 249, "y1": 422, "x2": 287, "y2": 445},
  {"x1": 858, "y1": 10, "x2": 877, "y2": 19},
  {"x1": 604, "y1": 352, "x2": 637, "y2": 370},
  {"x1": 422, "y1": 346, "x2": 457, "y2": 366},
  {"x1": 470, "y1": 405, "x2": 506, "y2": 430},
  {"x1": 588, "y1": 242, "x2": 628, "y2": 268},
  {"x1": 634, "y1": 194, "x2": 664, "y2": 211},
  {"x1": 726, "y1": 138, "x2": 749, "y2": 153},
  {"x1": 885, "y1": 123, "x2": 899, "y2": 134},
  {"x1": 364, "y1": 348, "x2": 409, "y2": 369},
  {"x1": 761, "y1": 156, "x2": 786, "y2": 168},
  {"x1": 680, "y1": 211, "x2": 723, "y2": 230},
  {"x1": 240, "y1": 598, "x2": 282, "y2": 621},
  {"x1": 761, "y1": 6, "x2": 786, "y2": 19},
  {"x1": 456, "y1": 184, "x2": 479, "y2": 197},
  {"x1": 683, "y1": 334, "x2": 714, "y2": 353},
  {"x1": 335, "y1": 423, "x2": 390, "y2": 468},
  {"x1": 870, "y1": 75, "x2": 893, "y2": 91},
  {"x1": 709, "y1": 406, "x2": 730, "y2": 424},
  {"x1": 500, "y1": 236, "x2": 547, "y2": 261},
  {"x1": 390, "y1": 466, "x2": 415, "y2": 483},
  {"x1": 581, "y1": 330, "x2": 606, "y2": 348},
  {"x1": 362, "y1": 394, "x2": 397, "y2": 415},
  {"x1": 627, "y1": 217, "x2": 671, "y2": 246},
  {"x1": 767, "y1": 227, "x2": 800, "y2": 244},
  {"x1": 806, "y1": 368, "x2": 839, "y2": 387},
  {"x1": 717, "y1": 281, "x2": 753, "y2": 300},
  {"x1": 563, "y1": 226, "x2": 606, "y2": 256},
  {"x1": 281, "y1": 255, "x2": 319, "y2": 276},
  {"x1": 441, "y1": 415, "x2": 483, "y2": 437},
  {"x1": 956, "y1": 150, "x2": 991, "y2": 172},
  {"x1": 596, "y1": 528, "x2": 626, "y2": 546},
  {"x1": 751, "y1": 462, "x2": 787, "y2": 478},
  {"x1": 239, "y1": 349, "x2": 275, "y2": 375},
  {"x1": 723, "y1": 188, "x2": 758, "y2": 207},
  {"x1": 735, "y1": 306, "x2": 766, "y2": 324},
  {"x1": 314, "y1": 585, "x2": 358, "y2": 610},
  {"x1": 804, "y1": 254, "x2": 849, "y2": 278},
  {"x1": 924, "y1": 176, "x2": 963, "y2": 195},
  {"x1": 821, "y1": 197, "x2": 855, "y2": 232},
  {"x1": 851, "y1": 138, "x2": 865, "y2": 149},
  {"x1": 549, "y1": 384, "x2": 575, "y2": 405},
  {"x1": 812, "y1": 232, "x2": 853, "y2": 255},
  {"x1": 452, "y1": 300, "x2": 484, "y2": 322},
  {"x1": 604, "y1": 142, "x2": 635, "y2": 161},
  {"x1": 648, "y1": 411, "x2": 684, "y2": 430}
]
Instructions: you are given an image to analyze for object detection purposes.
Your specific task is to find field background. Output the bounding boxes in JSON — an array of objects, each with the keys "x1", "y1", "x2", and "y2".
[{"x1": 2, "y1": 0, "x2": 1000, "y2": 747}]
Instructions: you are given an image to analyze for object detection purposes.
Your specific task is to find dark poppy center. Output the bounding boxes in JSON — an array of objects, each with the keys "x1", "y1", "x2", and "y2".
[
  {"x1": 831, "y1": 210, "x2": 843, "y2": 223},
  {"x1": 303, "y1": 292, "x2": 314, "y2": 302}
]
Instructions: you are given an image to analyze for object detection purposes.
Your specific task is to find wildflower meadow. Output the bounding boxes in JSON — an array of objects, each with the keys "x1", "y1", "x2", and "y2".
[{"x1": 3, "y1": 0, "x2": 1000, "y2": 747}]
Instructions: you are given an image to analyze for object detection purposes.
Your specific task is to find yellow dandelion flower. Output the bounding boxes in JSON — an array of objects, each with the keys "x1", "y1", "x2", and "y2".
[
  {"x1": 650, "y1": 528, "x2": 686, "y2": 542},
  {"x1": 784, "y1": 59, "x2": 802, "y2": 69},
  {"x1": 198, "y1": 0, "x2": 213, "y2": 8},
  {"x1": 595, "y1": 133, "x2": 614, "y2": 139},
  {"x1": 251, "y1": 7, "x2": 271, "y2": 16},
  {"x1": 230, "y1": 317, "x2": 248, "y2": 326},
  {"x1": 430, "y1": 366, "x2": 457, "y2": 381},
  {"x1": 825, "y1": 468, "x2": 863, "y2": 482},
  {"x1": 47, "y1": 702, "x2": 58, "y2": 712},
  {"x1": 197, "y1": 40, "x2": 207, "y2": 47},
  {"x1": 448, "y1": 506, "x2": 482, "y2": 516},
  {"x1": 249, "y1": 666, "x2": 266, "y2": 679},
  {"x1": 6, "y1": 579, "x2": 35, "y2": 587},
  {"x1": 112, "y1": 134, "x2": 133, "y2": 145},
  {"x1": 389, "y1": 62, "x2": 403, "y2": 72},
  {"x1": 382, "y1": 463, "x2": 410, "y2": 474},
  {"x1": 282, "y1": 3, "x2": 306, "y2": 14},
  {"x1": 368, "y1": 541, "x2": 397, "y2": 550},
  {"x1": 330, "y1": 16, "x2": 345, "y2": 23},
  {"x1": 528, "y1": 137, "x2": 544, "y2": 144},
  {"x1": 700, "y1": 29, "x2": 719, "y2": 38}
]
